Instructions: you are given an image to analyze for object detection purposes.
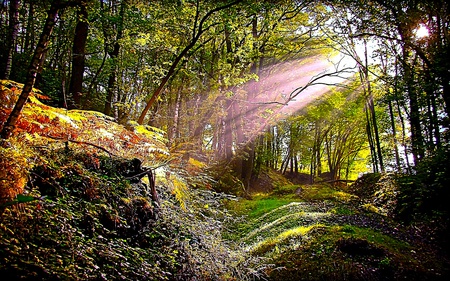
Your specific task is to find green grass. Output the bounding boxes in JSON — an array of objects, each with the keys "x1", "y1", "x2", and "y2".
[
  {"x1": 227, "y1": 193, "x2": 299, "y2": 219},
  {"x1": 298, "y1": 184, "x2": 357, "y2": 202},
  {"x1": 330, "y1": 205, "x2": 357, "y2": 215},
  {"x1": 249, "y1": 223, "x2": 326, "y2": 256},
  {"x1": 224, "y1": 180, "x2": 448, "y2": 280}
]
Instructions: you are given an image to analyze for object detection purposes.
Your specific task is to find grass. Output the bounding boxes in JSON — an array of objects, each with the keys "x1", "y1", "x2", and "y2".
[
  {"x1": 267, "y1": 223, "x2": 428, "y2": 281},
  {"x1": 226, "y1": 193, "x2": 299, "y2": 219},
  {"x1": 224, "y1": 181, "x2": 449, "y2": 280},
  {"x1": 297, "y1": 184, "x2": 357, "y2": 202},
  {"x1": 249, "y1": 223, "x2": 326, "y2": 255}
]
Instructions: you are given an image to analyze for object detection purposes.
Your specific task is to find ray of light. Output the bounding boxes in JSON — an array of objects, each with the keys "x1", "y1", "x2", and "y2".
[{"x1": 221, "y1": 52, "x2": 358, "y2": 148}]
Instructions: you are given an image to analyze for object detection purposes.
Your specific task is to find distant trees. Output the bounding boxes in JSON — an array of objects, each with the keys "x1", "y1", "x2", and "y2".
[
  {"x1": 68, "y1": 1, "x2": 88, "y2": 108},
  {"x1": 2, "y1": 0, "x2": 19, "y2": 80},
  {"x1": 258, "y1": 81, "x2": 368, "y2": 183}
]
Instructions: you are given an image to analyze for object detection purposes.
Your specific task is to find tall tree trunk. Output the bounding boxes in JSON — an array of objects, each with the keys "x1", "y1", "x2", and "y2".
[
  {"x1": 223, "y1": 99, "x2": 233, "y2": 162},
  {"x1": 242, "y1": 141, "x2": 255, "y2": 189},
  {"x1": 360, "y1": 40, "x2": 384, "y2": 172},
  {"x1": 396, "y1": 18, "x2": 425, "y2": 165},
  {"x1": 69, "y1": 2, "x2": 88, "y2": 108},
  {"x1": 403, "y1": 55, "x2": 425, "y2": 165},
  {"x1": 388, "y1": 99, "x2": 402, "y2": 170},
  {"x1": 169, "y1": 86, "x2": 182, "y2": 146},
  {"x1": 368, "y1": 94, "x2": 384, "y2": 172},
  {"x1": 1, "y1": 2, "x2": 61, "y2": 139},
  {"x1": 238, "y1": 15, "x2": 260, "y2": 190},
  {"x1": 234, "y1": 101, "x2": 244, "y2": 176},
  {"x1": 104, "y1": 0, "x2": 125, "y2": 116},
  {"x1": 424, "y1": 70, "x2": 441, "y2": 149},
  {"x1": 396, "y1": 94, "x2": 412, "y2": 172},
  {"x1": 2, "y1": 0, "x2": 20, "y2": 79},
  {"x1": 24, "y1": 1, "x2": 35, "y2": 51}
]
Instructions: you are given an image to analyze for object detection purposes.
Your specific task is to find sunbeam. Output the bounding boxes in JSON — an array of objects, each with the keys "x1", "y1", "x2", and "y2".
[{"x1": 223, "y1": 53, "x2": 358, "y2": 147}]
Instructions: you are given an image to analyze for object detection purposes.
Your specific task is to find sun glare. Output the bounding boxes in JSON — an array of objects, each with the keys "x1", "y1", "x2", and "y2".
[{"x1": 414, "y1": 24, "x2": 429, "y2": 38}]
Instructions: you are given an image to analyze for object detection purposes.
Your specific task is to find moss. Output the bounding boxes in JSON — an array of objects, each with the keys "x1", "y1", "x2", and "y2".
[
  {"x1": 269, "y1": 225, "x2": 429, "y2": 281},
  {"x1": 297, "y1": 184, "x2": 357, "y2": 202}
]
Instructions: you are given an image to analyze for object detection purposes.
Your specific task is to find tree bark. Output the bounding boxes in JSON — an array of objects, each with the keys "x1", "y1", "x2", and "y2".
[
  {"x1": 104, "y1": 0, "x2": 125, "y2": 116},
  {"x1": 388, "y1": 99, "x2": 401, "y2": 170},
  {"x1": 1, "y1": 2, "x2": 61, "y2": 140},
  {"x1": 224, "y1": 99, "x2": 234, "y2": 161},
  {"x1": 24, "y1": 1, "x2": 35, "y2": 51},
  {"x1": 2, "y1": 0, "x2": 20, "y2": 79},
  {"x1": 68, "y1": 2, "x2": 88, "y2": 108},
  {"x1": 169, "y1": 85, "x2": 182, "y2": 145}
]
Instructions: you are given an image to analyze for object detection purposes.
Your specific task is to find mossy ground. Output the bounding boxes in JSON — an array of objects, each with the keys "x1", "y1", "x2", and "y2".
[{"x1": 225, "y1": 181, "x2": 450, "y2": 280}]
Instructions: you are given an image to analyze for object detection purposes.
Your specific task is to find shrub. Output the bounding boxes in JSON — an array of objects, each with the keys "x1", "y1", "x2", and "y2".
[{"x1": 396, "y1": 145, "x2": 450, "y2": 223}]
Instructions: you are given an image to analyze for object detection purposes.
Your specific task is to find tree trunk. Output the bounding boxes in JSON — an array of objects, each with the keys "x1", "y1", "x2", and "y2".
[
  {"x1": 2, "y1": 0, "x2": 20, "y2": 79},
  {"x1": 224, "y1": 99, "x2": 233, "y2": 162},
  {"x1": 1, "y1": 2, "x2": 61, "y2": 140},
  {"x1": 104, "y1": 0, "x2": 125, "y2": 116},
  {"x1": 388, "y1": 99, "x2": 401, "y2": 170},
  {"x1": 24, "y1": 1, "x2": 35, "y2": 51},
  {"x1": 360, "y1": 40, "x2": 384, "y2": 172},
  {"x1": 68, "y1": 2, "x2": 88, "y2": 108},
  {"x1": 169, "y1": 86, "x2": 182, "y2": 146}
]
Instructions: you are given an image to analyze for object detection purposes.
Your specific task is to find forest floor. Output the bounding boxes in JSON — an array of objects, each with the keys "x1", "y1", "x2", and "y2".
[
  {"x1": 1, "y1": 80, "x2": 449, "y2": 280},
  {"x1": 224, "y1": 170, "x2": 450, "y2": 280}
]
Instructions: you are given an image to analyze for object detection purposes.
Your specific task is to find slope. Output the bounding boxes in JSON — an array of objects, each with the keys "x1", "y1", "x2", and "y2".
[
  {"x1": 226, "y1": 175, "x2": 450, "y2": 280},
  {"x1": 0, "y1": 80, "x2": 262, "y2": 280}
]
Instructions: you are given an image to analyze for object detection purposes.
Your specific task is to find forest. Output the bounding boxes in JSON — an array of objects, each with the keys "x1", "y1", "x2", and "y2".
[{"x1": 0, "y1": 0, "x2": 449, "y2": 280}]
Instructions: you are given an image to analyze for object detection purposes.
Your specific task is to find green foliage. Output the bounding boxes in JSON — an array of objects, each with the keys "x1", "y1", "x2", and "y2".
[
  {"x1": 271, "y1": 184, "x2": 299, "y2": 196},
  {"x1": 396, "y1": 146, "x2": 450, "y2": 223},
  {"x1": 0, "y1": 149, "x2": 263, "y2": 280}
]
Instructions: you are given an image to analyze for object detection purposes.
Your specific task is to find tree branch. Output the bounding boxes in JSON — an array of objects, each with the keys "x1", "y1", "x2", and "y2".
[{"x1": 137, "y1": 0, "x2": 243, "y2": 124}]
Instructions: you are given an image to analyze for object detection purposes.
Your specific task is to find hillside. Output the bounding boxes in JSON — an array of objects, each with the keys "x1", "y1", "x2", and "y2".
[
  {"x1": 227, "y1": 178, "x2": 450, "y2": 280},
  {"x1": 0, "y1": 80, "x2": 261, "y2": 280}
]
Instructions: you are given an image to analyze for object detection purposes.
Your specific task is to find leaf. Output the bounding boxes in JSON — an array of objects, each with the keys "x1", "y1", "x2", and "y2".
[
  {"x1": 16, "y1": 194, "x2": 37, "y2": 203},
  {"x1": 0, "y1": 194, "x2": 36, "y2": 207}
]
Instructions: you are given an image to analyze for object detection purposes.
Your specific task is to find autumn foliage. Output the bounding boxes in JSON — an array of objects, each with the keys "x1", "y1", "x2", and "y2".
[{"x1": 0, "y1": 80, "x2": 168, "y2": 204}]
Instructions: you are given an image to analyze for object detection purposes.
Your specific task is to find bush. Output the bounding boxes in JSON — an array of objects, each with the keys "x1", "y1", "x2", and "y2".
[{"x1": 396, "y1": 145, "x2": 450, "y2": 223}]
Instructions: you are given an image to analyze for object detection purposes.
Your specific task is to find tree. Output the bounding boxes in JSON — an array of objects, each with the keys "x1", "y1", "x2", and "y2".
[
  {"x1": 1, "y1": 1, "x2": 76, "y2": 140},
  {"x1": 137, "y1": 0, "x2": 242, "y2": 125},
  {"x1": 68, "y1": 0, "x2": 89, "y2": 108},
  {"x1": 103, "y1": 0, "x2": 126, "y2": 116},
  {"x1": 2, "y1": 0, "x2": 20, "y2": 79}
]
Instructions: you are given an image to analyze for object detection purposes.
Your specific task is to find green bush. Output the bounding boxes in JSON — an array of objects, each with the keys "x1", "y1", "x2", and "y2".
[{"x1": 396, "y1": 145, "x2": 450, "y2": 223}]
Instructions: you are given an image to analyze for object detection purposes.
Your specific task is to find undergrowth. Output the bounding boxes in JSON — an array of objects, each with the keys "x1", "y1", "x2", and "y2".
[
  {"x1": 0, "y1": 147, "x2": 264, "y2": 280},
  {"x1": 224, "y1": 180, "x2": 450, "y2": 280}
]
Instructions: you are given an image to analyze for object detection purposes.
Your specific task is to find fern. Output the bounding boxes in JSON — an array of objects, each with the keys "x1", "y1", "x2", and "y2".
[{"x1": 169, "y1": 176, "x2": 190, "y2": 210}]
